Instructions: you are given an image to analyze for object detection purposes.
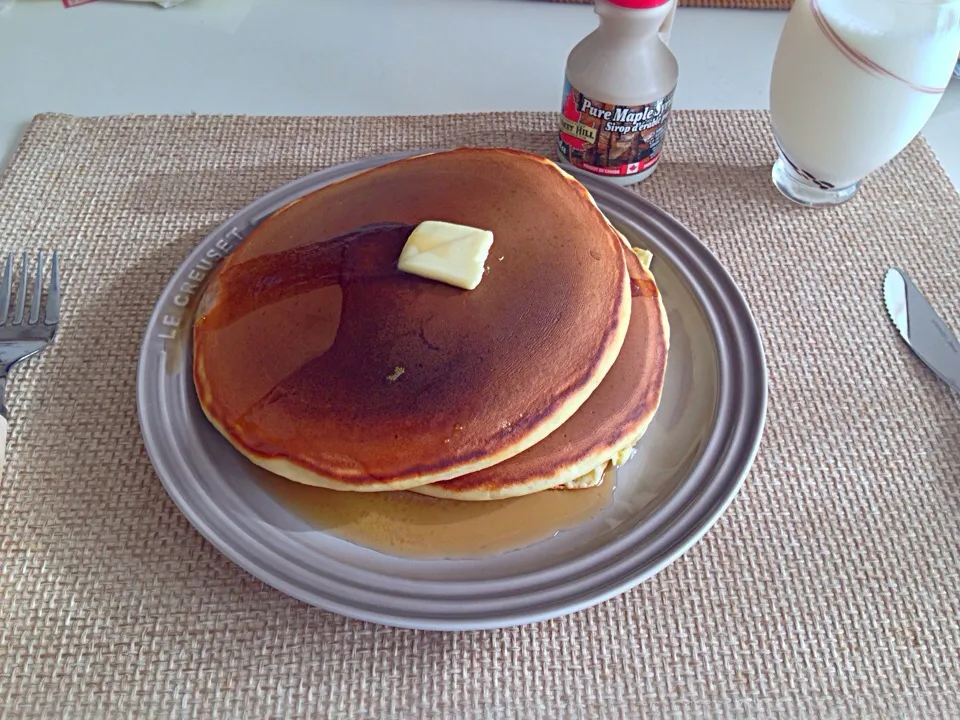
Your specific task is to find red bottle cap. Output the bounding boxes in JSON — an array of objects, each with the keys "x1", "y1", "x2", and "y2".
[{"x1": 604, "y1": 0, "x2": 672, "y2": 8}]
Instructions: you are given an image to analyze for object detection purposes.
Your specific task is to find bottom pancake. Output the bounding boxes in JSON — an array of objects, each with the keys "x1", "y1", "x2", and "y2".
[{"x1": 413, "y1": 244, "x2": 669, "y2": 501}]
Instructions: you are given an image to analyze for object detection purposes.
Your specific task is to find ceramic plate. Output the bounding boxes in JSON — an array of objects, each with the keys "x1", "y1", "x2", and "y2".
[{"x1": 137, "y1": 153, "x2": 767, "y2": 631}]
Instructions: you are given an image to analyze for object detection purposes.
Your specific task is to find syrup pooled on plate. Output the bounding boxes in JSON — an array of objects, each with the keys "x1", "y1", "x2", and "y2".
[{"x1": 255, "y1": 464, "x2": 615, "y2": 558}]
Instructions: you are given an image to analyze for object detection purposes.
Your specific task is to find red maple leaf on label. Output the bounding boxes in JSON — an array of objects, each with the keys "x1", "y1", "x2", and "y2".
[{"x1": 560, "y1": 89, "x2": 587, "y2": 151}]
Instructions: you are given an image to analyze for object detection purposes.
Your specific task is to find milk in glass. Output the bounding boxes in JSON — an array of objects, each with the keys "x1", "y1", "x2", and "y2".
[{"x1": 770, "y1": 0, "x2": 960, "y2": 204}]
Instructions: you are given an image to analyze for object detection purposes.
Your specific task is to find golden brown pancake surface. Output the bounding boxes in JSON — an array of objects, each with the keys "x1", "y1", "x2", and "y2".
[
  {"x1": 193, "y1": 148, "x2": 631, "y2": 491},
  {"x1": 415, "y1": 243, "x2": 668, "y2": 500}
]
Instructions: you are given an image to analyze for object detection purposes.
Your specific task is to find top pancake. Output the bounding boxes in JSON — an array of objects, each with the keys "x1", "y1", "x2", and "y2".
[
  {"x1": 193, "y1": 148, "x2": 631, "y2": 492},
  {"x1": 415, "y1": 243, "x2": 669, "y2": 500}
]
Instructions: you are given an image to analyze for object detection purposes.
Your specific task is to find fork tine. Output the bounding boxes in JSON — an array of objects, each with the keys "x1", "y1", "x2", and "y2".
[
  {"x1": 28, "y1": 251, "x2": 44, "y2": 325},
  {"x1": 12, "y1": 252, "x2": 27, "y2": 325},
  {"x1": 44, "y1": 251, "x2": 60, "y2": 327},
  {"x1": 0, "y1": 253, "x2": 12, "y2": 326}
]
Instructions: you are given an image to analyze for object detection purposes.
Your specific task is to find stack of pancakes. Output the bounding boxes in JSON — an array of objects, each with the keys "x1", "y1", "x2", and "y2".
[{"x1": 194, "y1": 148, "x2": 669, "y2": 501}]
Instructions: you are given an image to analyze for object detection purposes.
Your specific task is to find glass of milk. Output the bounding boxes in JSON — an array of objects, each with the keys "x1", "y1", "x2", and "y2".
[{"x1": 769, "y1": 0, "x2": 960, "y2": 206}]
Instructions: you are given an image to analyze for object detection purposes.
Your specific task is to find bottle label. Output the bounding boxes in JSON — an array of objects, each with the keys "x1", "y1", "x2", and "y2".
[{"x1": 558, "y1": 78, "x2": 674, "y2": 178}]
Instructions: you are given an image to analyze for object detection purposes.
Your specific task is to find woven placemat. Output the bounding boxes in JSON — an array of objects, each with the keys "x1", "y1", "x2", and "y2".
[
  {"x1": 551, "y1": 0, "x2": 792, "y2": 9},
  {"x1": 1, "y1": 110, "x2": 958, "y2": 718}
]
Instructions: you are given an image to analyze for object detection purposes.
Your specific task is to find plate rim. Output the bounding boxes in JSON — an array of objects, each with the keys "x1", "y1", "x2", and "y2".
[{"x1": 136, "y1": 151, "x2": 768, "y2": 630}]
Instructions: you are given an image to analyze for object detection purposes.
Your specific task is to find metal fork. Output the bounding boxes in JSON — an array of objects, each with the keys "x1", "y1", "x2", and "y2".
[{"x1": 0, "y1": 251, "x2": 61, "y2": 475}]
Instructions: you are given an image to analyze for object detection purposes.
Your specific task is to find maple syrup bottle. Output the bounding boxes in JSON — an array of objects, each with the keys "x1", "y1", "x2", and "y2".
[{"x1": 558, "y1": 0, "x2": 679, "y2": 185}]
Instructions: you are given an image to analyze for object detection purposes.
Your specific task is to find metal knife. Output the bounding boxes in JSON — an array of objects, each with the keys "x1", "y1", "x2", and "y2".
[{"x1": 884, "y1": 268, "x2": 960, "y2": 393}]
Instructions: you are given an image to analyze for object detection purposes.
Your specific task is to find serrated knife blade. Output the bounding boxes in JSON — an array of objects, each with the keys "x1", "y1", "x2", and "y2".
[{"x1": 883, "y1": 268, "x2": 960, "y2": 393}]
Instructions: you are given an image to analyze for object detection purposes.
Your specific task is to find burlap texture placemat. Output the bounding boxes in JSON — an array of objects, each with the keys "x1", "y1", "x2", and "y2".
[
  {"x1": 551, "y1": 0, "x2": 792, "y2": 9},
  {"x1": 0, "y1": 110, "x2": 958, "y2": 718}
]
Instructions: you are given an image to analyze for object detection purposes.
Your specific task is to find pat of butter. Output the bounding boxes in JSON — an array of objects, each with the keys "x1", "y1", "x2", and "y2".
[
  {"x1": 398, "y1": 221, "x2": 494, "y2": 290},
  {"x1": 631, "y1": 247, "x2": 653, "y2": 270},
  {"x1": 612, "y1": 445, "x2": 636, "y2": 467}
]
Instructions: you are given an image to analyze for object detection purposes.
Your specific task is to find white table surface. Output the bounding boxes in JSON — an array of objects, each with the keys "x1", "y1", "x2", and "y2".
[{"x1": 0, "y1": 0, "x2": 958, "y2": 189}]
